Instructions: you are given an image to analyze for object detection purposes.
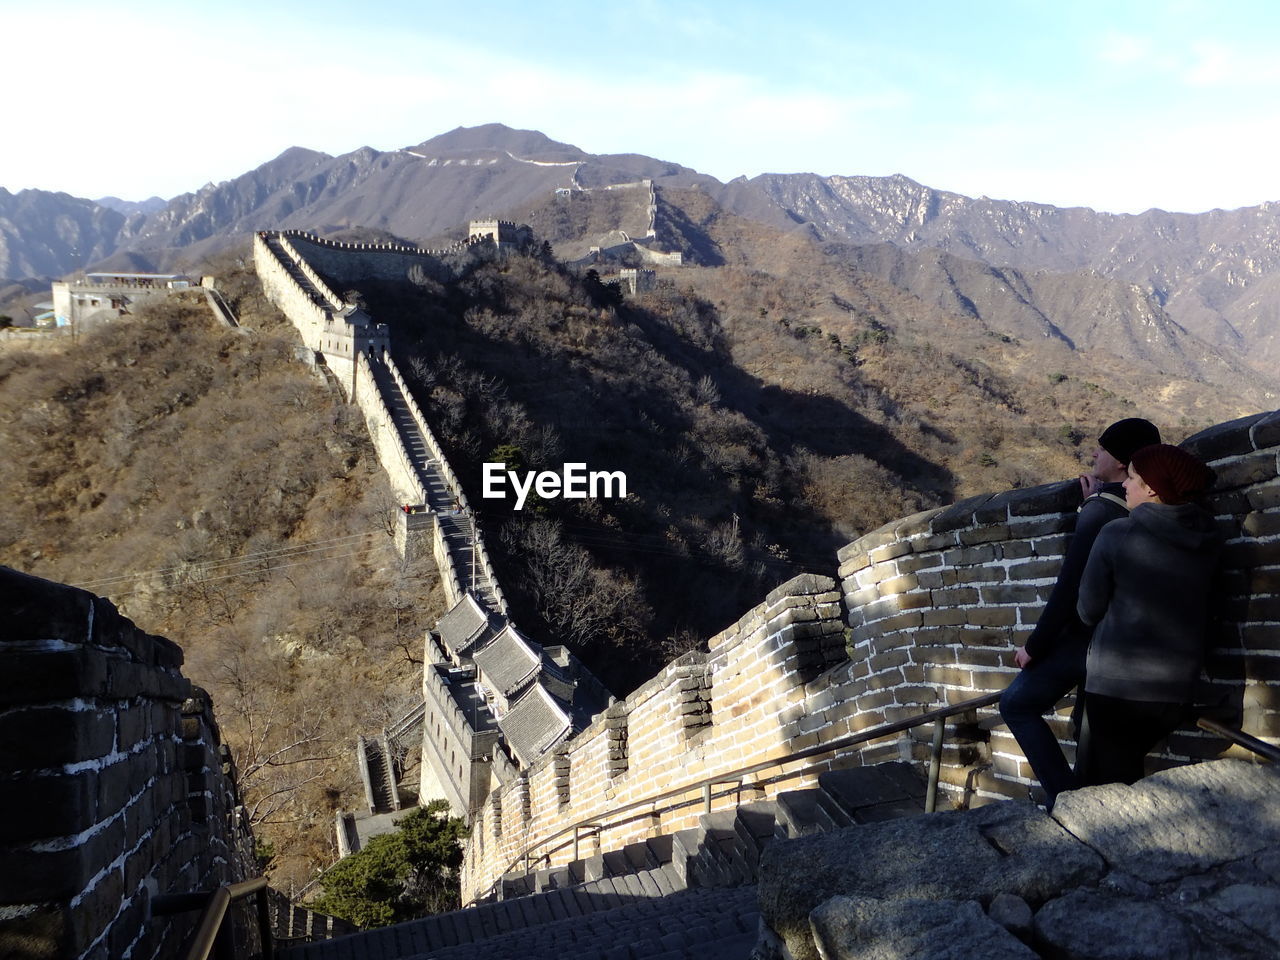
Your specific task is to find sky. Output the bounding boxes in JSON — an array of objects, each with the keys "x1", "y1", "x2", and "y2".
[{"x1": 3, "y1": 0, "x2": 1279, "y2": 214}]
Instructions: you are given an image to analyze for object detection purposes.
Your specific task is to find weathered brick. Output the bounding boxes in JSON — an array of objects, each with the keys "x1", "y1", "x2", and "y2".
[
  {"x1": 931, "y1": 587, "x2": 980, "y2": 608},
  {"x1": 1007, "y1": 559, "x2": 1062, "y2": 580},
  {"x1": 912, "y1": 533, "x2": 958, "y2": 553},
  {"x1": 1241, "y1": 510, "x2": 1280, "y2": 538},
  {"x1": 1250, "y1": 411, "x2": 1280, "y2": 450},
  {"x1": 1008, "y1": 516, "x2": 1074, "y2": 539},
  {"x1": 931, "y1": 495, "x2": 993, "y2": 532},
  {"x1": 951, "y1": 566, "x2": 1006, "y2": 585},
  {"x1": 980, "y1": 584, "x2": 1042, "y2": 604},
  {"x1": 0, "y1": 770, "x2": 97, "y2": 844},
  {"x1": 1181, "y1": 413, "x2": 1270, "y2": 461},
  {"x1": 917, "y1": 571, "x2": 946, "y2": 590},
  {"x1": 0, "y1": 705, "x2": 116, "y2": 769},
  {"x1": 1213, "y1": 454, "x2": 1278, "y2": 490},
  {"x1": 879, "y1": 574, "x2": 919, "y2": 594},
  {"x1": 1246, "y1": 482, "x2": 1280, "y2": 511},
  {"x1": 958, "y1": 524, "x2": 1011, "y2": 546},
  {"x1": 869, "y1": 541, "x2": 912, "y2": 564},
  {"x1": 943, "y1": 545, "x2": 997, "y2": 567},
  {"x1": 998, "y1": 541, "x2": 1034, "y2": 560},
  {"x1": 964, "y1": 608, "x2": 1018, "y2": 628},
  {"x1": 868, "y1": 650, "x2": 910, "y2": 672}
]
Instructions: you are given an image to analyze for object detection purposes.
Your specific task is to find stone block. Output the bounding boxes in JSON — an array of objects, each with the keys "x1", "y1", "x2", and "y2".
[
  {"x1": 0, "y1": 705, "x2": 116, "y2": 769},
  {"x1": 0, "y1": 770, "x2": 97, "y2": 844},
  {"x1": 758, "y1": 800, "x2": 1104, "y2": 960},
  {"x1": 931, "y1": 494, "x2": 995, "y2": 533},
  {"x1": 1006, "y1": 559, "x2": 1062, "y2": 581},
  {"x1": 931, "y1": 587, "x2": 980, "y2": 608},
  {"x1": 1008, "y1": 515, "x2": 1074, "y2": 539},
  {"x1": 1182, "y1": 412, "x2": 1270, "y2": 461},
  {"x1": 1242, "y1": 510, "x2": 1280, "y2": 538},
  {"x1": 1051, "y1": 760, "x2": 1280, "y2": 884},
  {"x1": 1246, "y1": 482, "x2": 1280, "y2": 511},
  {"x1": 943, "y1": 544, "x2": 997, "y2": 567},
  {"x1": 810, "y1": 895, "x2": 1037, "y2": 960},
  {"x1": 1213, "y1": 454, "x2": 1278, "y2": 491},
  {"x1": 958, "y1": 524, "x2": 1011, "y2": 546},
  {"x1": 767, "y1": 573, "x2": 837, "y2": 605},
  {"x1": 1250, "y1": 410, "x2": 1280, "y2": 450},
  {"x1": 0, "y1": 647, "x2": 109, "y2": 704},
  {"x1": 967, "y1": 609, "x2": 1018, "y2": 632},
  {"x1": 951, "y1": 566, "x2": 1006, "y2": 585},
  {"x1": 978, "y1": 583, "x2": 1041, "y2": 604},
  {"x1": 998, "y1": 540, "x2": 1034, "y2": 560},
  {"x1": 913, "y1": 533, "x2": 959, "y2": 553}
]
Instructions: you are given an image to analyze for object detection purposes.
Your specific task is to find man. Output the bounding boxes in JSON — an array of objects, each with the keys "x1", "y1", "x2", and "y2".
[{"x1": 998, "y1": 417, "x2": 1160, "y2": 809}]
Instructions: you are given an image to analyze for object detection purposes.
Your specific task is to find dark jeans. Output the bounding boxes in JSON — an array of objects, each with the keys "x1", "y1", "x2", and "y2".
[
  {"x1": 999, "y1": 641, "x2": 1086, "y2": 808},
  {"x1": 1075, "y1": 692, "x2": 1184, "y2": 788}
]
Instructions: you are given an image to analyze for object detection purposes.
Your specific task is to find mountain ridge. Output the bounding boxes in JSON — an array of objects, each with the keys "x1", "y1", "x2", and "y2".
[{"x1": 3, "y1": 123, "x2": 1278, "y2": 386}]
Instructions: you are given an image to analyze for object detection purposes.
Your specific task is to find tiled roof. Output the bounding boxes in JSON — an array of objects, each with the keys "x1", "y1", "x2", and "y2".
[
  {"x1": 473, "y1": 625, "x2": 541, "y2": 697},
  {"x1": 435, "y1": 594, "x2": 494, "y2": 656},
  {"x1": 498, "y1": 685, "x2": 571, "y2": 766}
]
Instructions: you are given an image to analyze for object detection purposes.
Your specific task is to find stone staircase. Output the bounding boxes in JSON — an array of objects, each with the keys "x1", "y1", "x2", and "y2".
[
  {"x1": 282, "y1": 762, "x2": 933, "y2": 960},
  {"x1": 358, "y1": 734, "x2": 399, "y2": 814},
  {"x1": 365, "y1": 353, "x2": 500, "y2": 610}
]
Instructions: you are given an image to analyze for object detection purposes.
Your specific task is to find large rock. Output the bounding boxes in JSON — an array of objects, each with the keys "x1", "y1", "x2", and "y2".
[
  {"x1": 757, "y1": 801, "x2": 1104, "y2": 960},
  {"x1": 1052, "y1": 760, "x2": 1280, "y2": 884},
  {"x1": 1034, "y1": 883, "x2": 1280, "y2": 959},
  {"x1": 809, "y1": 895, "x2": 1037, "y2": 960}
]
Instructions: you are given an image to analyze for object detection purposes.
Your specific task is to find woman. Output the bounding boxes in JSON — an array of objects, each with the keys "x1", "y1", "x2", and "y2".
[{"x1": 1074, "y1": 443, "x2": 1220, "y2": 788}]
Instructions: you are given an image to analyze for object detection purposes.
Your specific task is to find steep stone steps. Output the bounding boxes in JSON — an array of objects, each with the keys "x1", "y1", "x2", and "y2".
[{"x1": 287, "y1": 761, "x2": 934, "y2": 960}]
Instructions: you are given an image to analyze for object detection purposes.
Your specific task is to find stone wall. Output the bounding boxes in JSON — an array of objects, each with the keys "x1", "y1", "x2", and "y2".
[
  {"x1": 0, "y1": 567, "x2": 254, "y2": 960},
  {"x1": 459, "y1": 410, "x2": 1280, "y2": 901},
  {"x1": 832, "y1": 410, "x2": 1280, "y2": 803},
  {"x1": 280, "y1": 231, "x2": 481, "y2": 286},
  {"x1": 461, "y1": 573, "x2": 850, "y2": 901}
]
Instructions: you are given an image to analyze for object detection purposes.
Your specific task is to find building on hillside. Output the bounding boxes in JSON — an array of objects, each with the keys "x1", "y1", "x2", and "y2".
[
  {"x1": 50, "y1": 273, "x2": 193, "y2": 327},
  {"x1": 418, "y1": 593, "x2": 611, "y2": 820}
]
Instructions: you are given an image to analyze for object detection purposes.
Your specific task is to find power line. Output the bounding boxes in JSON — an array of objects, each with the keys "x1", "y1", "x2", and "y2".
[{"x1": 75, "y1": 530, "x2": 387, "y2": 591}]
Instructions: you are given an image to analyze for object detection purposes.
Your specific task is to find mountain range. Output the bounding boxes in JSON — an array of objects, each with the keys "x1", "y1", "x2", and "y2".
[{"x1": 2, "y1": 123, "x2": 1277, "y2": 392}]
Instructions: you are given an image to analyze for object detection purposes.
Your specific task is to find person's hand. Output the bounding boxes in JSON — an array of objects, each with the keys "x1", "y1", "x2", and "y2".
[
  {"x1": 1079, "y1": 474, "x2": 1103, "y2": 499},
  {"x1": 1014, "y1": 646, "x2": 1033, "y2": 669}
]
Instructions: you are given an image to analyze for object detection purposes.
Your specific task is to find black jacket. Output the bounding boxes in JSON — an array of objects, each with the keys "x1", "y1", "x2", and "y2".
[
  {"x1": 1024, "y1": 482, "x2": 1129, "y2": 661},
  {"x1": 1077, "y1": 501, "x2": 1221, "y2": 703}
]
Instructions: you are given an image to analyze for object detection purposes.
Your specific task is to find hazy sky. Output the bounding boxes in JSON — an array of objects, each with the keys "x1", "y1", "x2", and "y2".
[{"x1": 5, "y1": 0, "x2": 1278, "y2": 213}]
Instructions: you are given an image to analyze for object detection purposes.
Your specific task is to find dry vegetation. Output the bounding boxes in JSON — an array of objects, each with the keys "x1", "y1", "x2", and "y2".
[
  {"x1": 317, "y1": 220, "x2": 1247, "y2": 695},
  {"x1": 0, "y1": 251, "x2": 445, "y2": 891}
]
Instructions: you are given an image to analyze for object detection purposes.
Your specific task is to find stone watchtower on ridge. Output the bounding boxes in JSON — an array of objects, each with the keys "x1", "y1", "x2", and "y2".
[{"x1": 468, "y1": 219, "x2": 518, "y2": 249}]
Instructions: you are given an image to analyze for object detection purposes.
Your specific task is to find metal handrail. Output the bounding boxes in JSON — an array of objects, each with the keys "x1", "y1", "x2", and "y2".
[
  {"x1": 482, "y1": 690, "x2": 1002, "y2": 900},
  {"x1": 1197, "y1": 716, "x2": 1280, "y2": 763},
  {"x1": 154, "y1": 876, "x2": 273, "y2": 960}
]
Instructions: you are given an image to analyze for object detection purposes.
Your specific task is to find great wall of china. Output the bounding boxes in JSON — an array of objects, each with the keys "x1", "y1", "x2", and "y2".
[
  {"x1": 5, "y1": 219, "x2": 1277, "y2": 959},
  {"x1": 251, "y1": 226, "x2": 1280, "y2": 902}
]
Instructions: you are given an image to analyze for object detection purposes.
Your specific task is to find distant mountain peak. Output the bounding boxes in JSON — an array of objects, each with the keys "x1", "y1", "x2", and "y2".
[{"x1": 409, "y1": 124, "x2": 587, "y2": 162}]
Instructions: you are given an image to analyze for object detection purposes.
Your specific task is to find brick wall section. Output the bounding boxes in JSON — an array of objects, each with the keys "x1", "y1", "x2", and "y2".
[
  {"x1": 831, "y1": 409, "x2": 1280, "y2": 806},
  {"x1": 461, "y1": 574, "x2": 849, "y2": 901},
  {"x1": 459, "y1": 410, "x2": 1280, "y2": 901},
  {"x1": 0, "y1": 567, "x2": 255, "y2": 960}
]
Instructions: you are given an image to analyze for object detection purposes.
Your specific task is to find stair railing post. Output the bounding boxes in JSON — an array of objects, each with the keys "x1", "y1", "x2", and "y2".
[
  {"x1": 925, "y1": 716, "x2": 946, "y2": 813},
  {"x1": 703, "y1": 783, "x2": 712, "y2": 814},
  {"x1": 572, "y1": 824, "x2": 579, "y2": 861}
]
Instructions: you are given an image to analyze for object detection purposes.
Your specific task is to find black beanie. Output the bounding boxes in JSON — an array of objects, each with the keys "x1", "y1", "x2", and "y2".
[{"x1": 1098, "y1": 418, "x2": 1161, "y2": 465}]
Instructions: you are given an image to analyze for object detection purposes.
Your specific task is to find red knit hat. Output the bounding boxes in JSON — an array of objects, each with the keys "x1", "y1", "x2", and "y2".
[{"x1": 1130, "y1": 444, "x2": 1215, "y2": 505}]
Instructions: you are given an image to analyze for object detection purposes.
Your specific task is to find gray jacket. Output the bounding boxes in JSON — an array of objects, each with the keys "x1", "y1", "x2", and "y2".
[{"x1": 1077, "y1": 501, "x2": 1221, "y2": 703}]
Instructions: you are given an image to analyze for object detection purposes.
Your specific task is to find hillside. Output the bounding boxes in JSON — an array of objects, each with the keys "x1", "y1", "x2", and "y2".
[{"x1": 0, "y1": 253, "x2": 445, "y2": 889}]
